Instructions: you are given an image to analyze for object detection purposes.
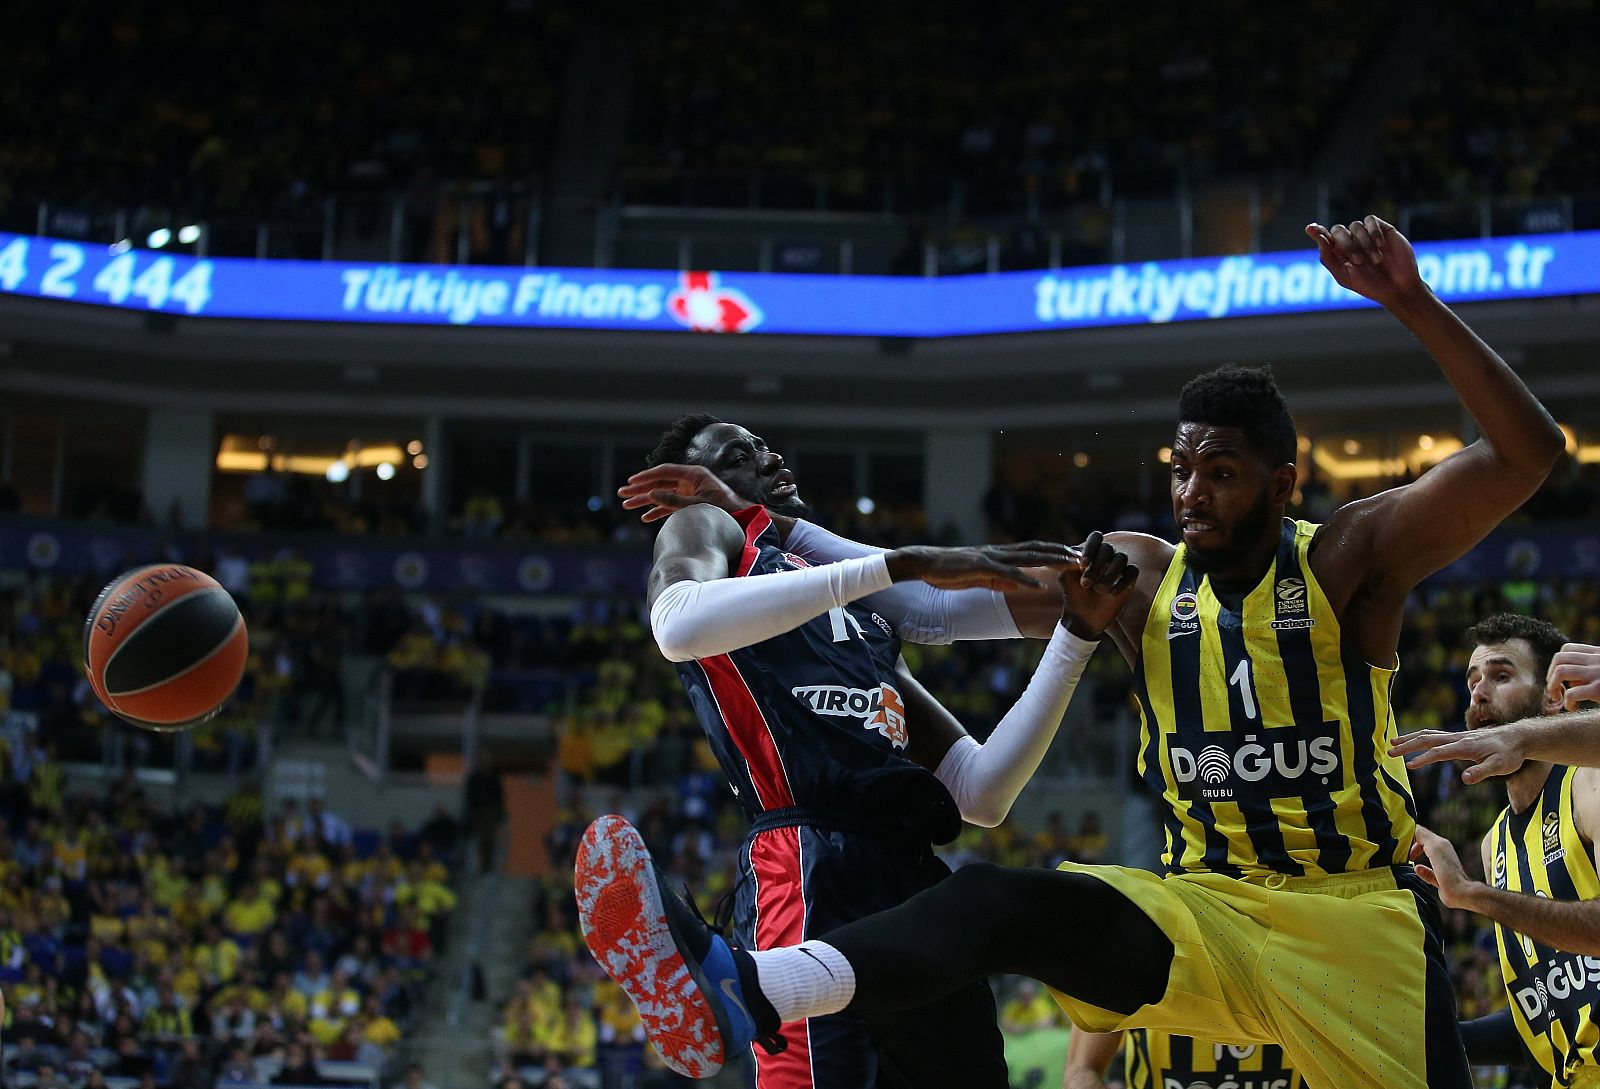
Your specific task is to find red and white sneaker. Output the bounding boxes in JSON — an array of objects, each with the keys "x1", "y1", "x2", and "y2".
[{"x1": 575, "y1": 814, "x2": 783, "y2": 1079}]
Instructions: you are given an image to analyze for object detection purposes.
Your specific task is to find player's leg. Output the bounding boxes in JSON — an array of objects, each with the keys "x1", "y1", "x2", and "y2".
[
  {"x1": 577, "y1": 816, "x2": 1174, "y2": 1079},
  {"x1": 735, "y1": 826, "x2": 879, "y2": 1089},
  {"x1": 865, "y1": 977, "x2": 1009, "y2": 1089},
  {"x1": 814, "y1": 861, "x2": 1172, "y2": 1016}
]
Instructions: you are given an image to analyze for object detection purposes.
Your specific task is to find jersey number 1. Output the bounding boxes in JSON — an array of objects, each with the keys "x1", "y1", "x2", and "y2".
[{"x1": 1229, "y1": 659, "x2": 1258, "y2": 720}]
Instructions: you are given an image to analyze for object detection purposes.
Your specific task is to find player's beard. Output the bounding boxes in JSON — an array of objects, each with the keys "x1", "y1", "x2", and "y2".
[
  {"x1": 766, "y1": 494, "x2": 813, "y2": 519},
  {"x1": 1466, "y1": 687, "x2": 1546, "y2": 731},
  {"x1": 1183, "y1": 490, "x2": 1275, "y2": 576}
]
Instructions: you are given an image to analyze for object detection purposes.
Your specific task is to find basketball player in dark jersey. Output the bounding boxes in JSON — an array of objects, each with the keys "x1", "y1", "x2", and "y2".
[
  {"x1": 1395, "y1": 618, "x2": 1600, "y2": 1086},
  {"x1": 577, "y1": 216, "x2": 1566, "y2": 1088},
  {"x1": 610, "y1": 416, "x2": 1140, "y2": 1088}
]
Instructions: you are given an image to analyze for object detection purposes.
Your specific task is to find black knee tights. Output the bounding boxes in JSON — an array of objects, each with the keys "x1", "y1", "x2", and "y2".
[{"x1": 822, "y1": 863, "x2": 1173, "y2": 1017}]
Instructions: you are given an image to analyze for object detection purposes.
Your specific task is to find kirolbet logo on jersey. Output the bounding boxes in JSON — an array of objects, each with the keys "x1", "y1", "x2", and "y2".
[
  {"x1": 1510, "y1": 950, "x2": 1600, "y2": 1029},
  {"x1": 791, "y1": 682, "x2": 908, "y2": 748},
  {"x1": 1168, "y1": 721, "x2": 1341, "y2": 801},
  {"x1": 1269, "y1": 577, "x2": 1314, "y2": 631}
]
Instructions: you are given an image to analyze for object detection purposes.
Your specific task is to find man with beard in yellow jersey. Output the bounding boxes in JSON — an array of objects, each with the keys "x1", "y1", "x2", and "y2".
[
  {"x1": 1394, "y1": 615, "x2": 1600, "y2": 1086},
  {"x1": 1062, "y1": 1027, "x2": 1304, "y2": 1089},
  {"x1": 574, "y1": 216, "x2": 1566, "y2": 1088}
]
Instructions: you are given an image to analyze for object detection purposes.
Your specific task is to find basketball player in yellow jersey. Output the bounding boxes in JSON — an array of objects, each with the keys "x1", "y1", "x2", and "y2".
[
  {"x1": 1391, "y1": 615, "x2": 1600, "y2": 1086},
  {"x1": 572, "y1": 216, "x2": 1565, "y2": 1088},
  {"x1": 1064, "y1": 1027, "x2": 1304, "y2": 1089}
]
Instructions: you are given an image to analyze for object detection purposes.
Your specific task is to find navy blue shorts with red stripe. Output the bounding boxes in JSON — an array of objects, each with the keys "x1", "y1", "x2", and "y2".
[{"x1": 733, "y1": 823, "x2": 1009, "y2": 1089}]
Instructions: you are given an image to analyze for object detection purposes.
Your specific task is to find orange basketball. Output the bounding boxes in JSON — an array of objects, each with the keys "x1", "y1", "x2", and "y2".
[{"x1": 82, "y1": 564, "x2": 248, "y2": 732}]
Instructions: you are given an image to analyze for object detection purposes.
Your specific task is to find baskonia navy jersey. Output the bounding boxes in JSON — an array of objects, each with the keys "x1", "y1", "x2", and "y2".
[{"x1": 673, "y1": 507, "x2": 960, "y2": 844}]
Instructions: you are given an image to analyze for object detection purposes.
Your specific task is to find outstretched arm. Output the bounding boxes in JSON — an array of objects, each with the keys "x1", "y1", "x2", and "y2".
[
  {"x1": 648, "y1": 504, "x2": 1085, "y2": 663},
  {"x1": 1306, "y1": 217, "x2": 1564, "y2": 591},
  {"x1": 1413, "y1": 812, "x2": 1600, "y2": 955},
  {"x1": 622, "y1": 462, "x2": 1066, "y2": 638},
  {"x1": 900, "y1": 537, "x2": 1138, "y2": 827},
  {"x1": 1392, "y1": 710, "x2": 1600, "y2": 783}
]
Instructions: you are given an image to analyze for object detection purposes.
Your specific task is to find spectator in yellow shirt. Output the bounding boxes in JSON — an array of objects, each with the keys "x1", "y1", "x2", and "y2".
[
  {"x1": 288, "y1": 846, "x2": 333, "y2": 892},
  {"x1": 594, "y1": 979, "x2": 643, "y2": 1046},
  {"x1": 543, "y1": 994, "x2": 597, "y2": 1071},
  {"x1": 51, "y1": 826, "x2": 88, "y2": 882},
  {"x1": 193, "y1": 923, "x2": 242, "y2": 987},
  {"x1": 504, "y1": 1002, "x2": 547, "y2": 1066},
  {"x1": 140, "y1": 983, "x2": 193, "y2": 1038},
  {"x1": 998, "y1": 979, "x2": 1065, "y2": 1035},
  {"x1": 357, "y1": 994, "x2": 401, "y2": 1049},
  {"x1": 222, "y1": 880, "x2": 276, "y2": 938},
  {"x1": 394, "y1": 862, "x2": 457, "y2": 925}
]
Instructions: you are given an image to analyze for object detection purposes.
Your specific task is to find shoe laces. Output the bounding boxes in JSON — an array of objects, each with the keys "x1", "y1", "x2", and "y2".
[{"x1": 680, "y1": 884, "x2": 788, "y2": 1057}]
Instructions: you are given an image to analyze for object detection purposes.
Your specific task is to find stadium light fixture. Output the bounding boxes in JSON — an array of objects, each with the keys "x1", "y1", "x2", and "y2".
[
  {"x1": 177, "y1": 225, "x2": 201, "y2": 244},
  {"x1": 326, "y1": 461, "x2": 350, "y2": 483},
  {"x1": 147, "y1": 228, "x2": 172, "y2": 248},
  {"x1": 376, "y1": 463, "x2": 396, "y2": 481},
  {"x1": 856, "y1": 497, "x2": 876, "y2": 515}
]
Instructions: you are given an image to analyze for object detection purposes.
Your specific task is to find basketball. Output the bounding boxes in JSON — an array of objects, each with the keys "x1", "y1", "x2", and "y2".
[{"x1": 82, "y1": 564, "x2": 249, "y2": 732}]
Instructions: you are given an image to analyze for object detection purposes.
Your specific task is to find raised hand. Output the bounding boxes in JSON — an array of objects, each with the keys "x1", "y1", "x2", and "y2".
[
  {"x1": 1388, "y1": 725, "x2": 1529, "y2": 784},
  {"x1": 884, "y1": 541, "x2": 1084, "y2": 593},
  {"x1": 1410, "y1": 826, "x2": 1478, "y2": 909},
  {"x1": 1059, "y1": 531, "x2": 1139, "y2": 639},
  {"x1": 1549, "y1": 643, "x2": 1600, "y2": 710},
  {"x1": 1304, "y1": 215, "x2": 1425, "y2": 308},
  {"x1": 618, "y1": 464, "x2": 746, "y2": 523}
]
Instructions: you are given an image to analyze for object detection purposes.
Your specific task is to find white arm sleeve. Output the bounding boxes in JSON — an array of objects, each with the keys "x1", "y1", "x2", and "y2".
[
  {"x1": 933, "y1": 624, "x2": 1096, "y2": 827},
  {"x1": 649, "y1": 554, "x2": 893, "y2": 663},
  {"x1": 785, "y1": 519, "x2": 1021, "y2": 644}
]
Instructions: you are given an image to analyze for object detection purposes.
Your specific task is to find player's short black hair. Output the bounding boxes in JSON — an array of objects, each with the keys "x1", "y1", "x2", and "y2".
[
  {"x1": 1465, "y1": 613, "x2": 1570, "y2": 679},
  {"x1": 645, "y1": 413, "x2": 723, "y2": 468},
  {"x1": 1177, "y1": 365, "x2": 1298, "y2": 465}
]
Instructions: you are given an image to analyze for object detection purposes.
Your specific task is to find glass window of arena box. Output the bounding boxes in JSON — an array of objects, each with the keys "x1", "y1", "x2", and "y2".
[
  {"x1": 210, "y1": 423, "x2": 425, "y2": 536},
  {"x1": 0, "y1": 394, "x2": 146, "y2": 523}
]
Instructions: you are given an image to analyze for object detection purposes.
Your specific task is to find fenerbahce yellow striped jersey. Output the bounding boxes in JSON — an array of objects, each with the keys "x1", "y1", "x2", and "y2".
[
  {"x1": 1135, "y1": 518, "x2": 1416, "y2": 877},
  {"x1": 1124, "y1": 1030, "x2": 1305, "y2": 1089},
  {"x1": 1489, "y1": 764, "x2": 1600, "y2": 1084}
]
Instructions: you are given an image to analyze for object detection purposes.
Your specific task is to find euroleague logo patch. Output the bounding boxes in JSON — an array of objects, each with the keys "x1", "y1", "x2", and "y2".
[
  {"x1": 1270, "y1": 576, "x2": 1315, "y2": 631},
  {"x1": 1167, "y1": 591, "x2": 1200, "y2": 640},
  {"x1": 1543, "y1": 809, "x2": 1566, "y2": 866}
]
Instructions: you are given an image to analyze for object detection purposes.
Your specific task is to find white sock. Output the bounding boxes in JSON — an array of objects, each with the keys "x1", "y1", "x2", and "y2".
[{"x1": 750, "y1": 940, "x2": 857, "y2": 1021}]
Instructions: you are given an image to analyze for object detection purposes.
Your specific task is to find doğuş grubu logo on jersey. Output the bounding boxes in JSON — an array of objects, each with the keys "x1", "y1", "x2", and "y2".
[
  {"x1": 1168, "y1": 721, "x2": 1342, "y2": 801},
  {"x1": 791, "y1": 682, "x2": 908, "y2": 748},
  {"x1": 1511, "y1": 951, "x2": 1600, "y2": 1029},
  {"x1": 667, "y1": 271, "x2": 764, "y2": 333}
]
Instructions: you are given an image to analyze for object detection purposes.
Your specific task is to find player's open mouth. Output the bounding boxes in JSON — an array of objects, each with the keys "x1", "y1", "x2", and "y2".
[
  {"x1": 770, "y1": 470, "x2": 797, "y2": 498},
  {"x1": 1181, "y1": 519, "x2": 1218, "y2": 542}
]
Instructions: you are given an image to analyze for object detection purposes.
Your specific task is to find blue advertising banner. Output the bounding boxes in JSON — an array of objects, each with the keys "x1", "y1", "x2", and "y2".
[
  {"x1": 0, "y1": 229, "x2": 1594, "y2": 337},
  {"x1": 2, "y1": 518, "x2": 1595, "y2": 594},
  {"x1": 0, "y1": 520, "x2": 651, "y2": 597}
]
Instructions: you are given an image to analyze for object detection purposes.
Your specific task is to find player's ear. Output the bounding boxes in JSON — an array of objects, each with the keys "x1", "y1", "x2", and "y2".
[
  {"x1": 1543, "y1": 682, "x2": 1566, "y2": 715},
  {"x1": 1269, "y1": 462, "x2": 1297, "y2": 506}
]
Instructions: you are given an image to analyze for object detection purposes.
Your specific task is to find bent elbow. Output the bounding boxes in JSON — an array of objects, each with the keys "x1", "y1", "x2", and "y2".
[
  {"x1": 960, "y1": 803, "x2": 1010, "y2": 829},
  {"x1": 650, "y1": 624, "x2": 698, "y2": 664}
]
